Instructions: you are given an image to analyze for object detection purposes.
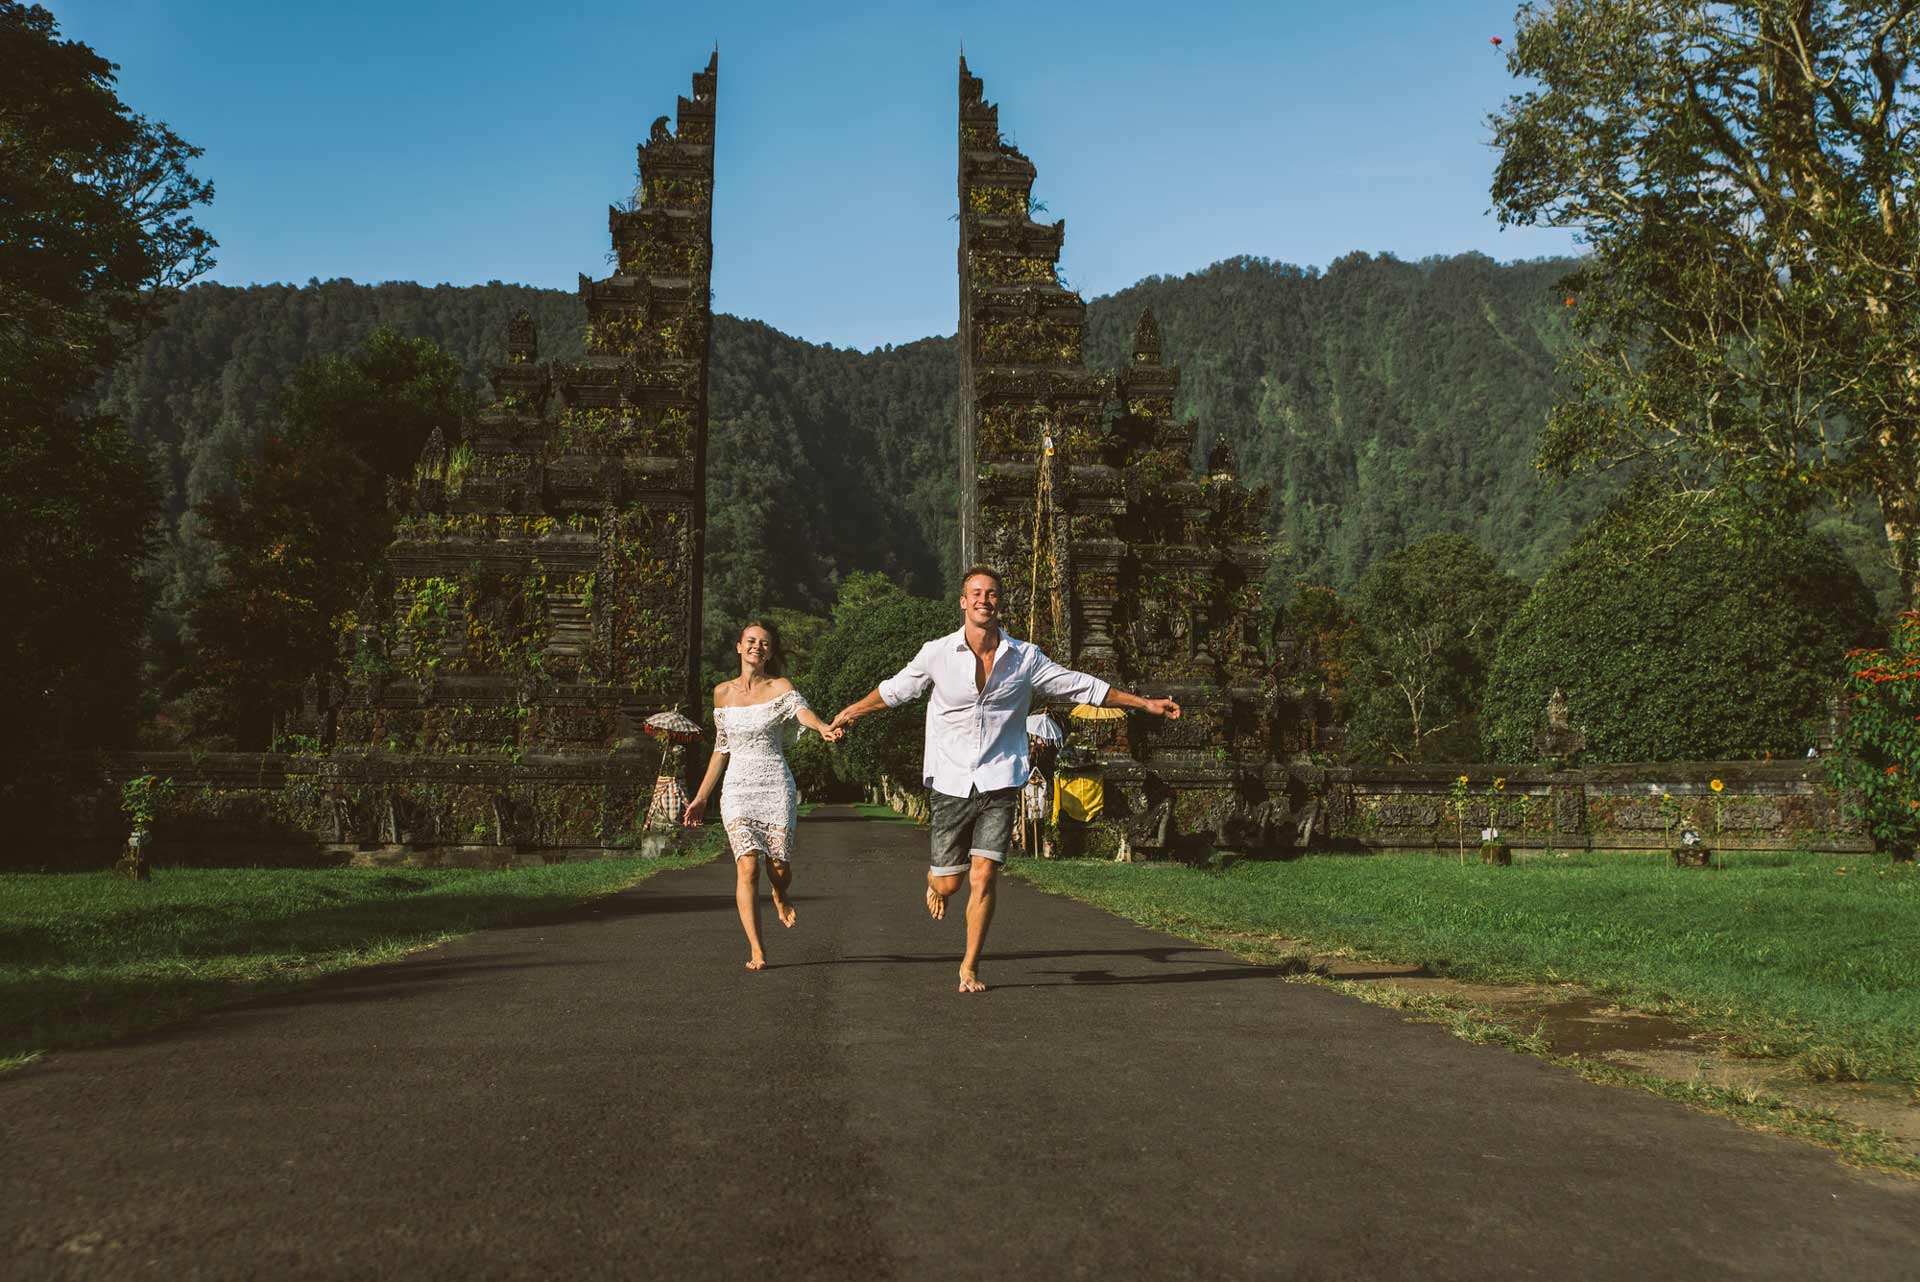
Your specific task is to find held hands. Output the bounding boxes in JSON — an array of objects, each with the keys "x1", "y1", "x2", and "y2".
[
  {"x1": 681, "y1": 796, "x2": 707, "y2": 827},
  {"x1": 1145, "y1": 697, "x2": 1182, "y2": 720},
  {"x1": 828, "y1": 706, "x2": 861, "y2": 735}
]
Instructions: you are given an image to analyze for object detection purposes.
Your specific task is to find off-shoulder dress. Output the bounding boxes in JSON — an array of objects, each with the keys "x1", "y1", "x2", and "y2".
[{"x1": 715, "y1": 689, "x2": 812, "y2": 862}]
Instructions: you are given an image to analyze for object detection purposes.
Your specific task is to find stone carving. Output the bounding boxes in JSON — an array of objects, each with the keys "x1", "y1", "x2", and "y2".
[
  {"x1": 957, "y1": 60, "x2": 1293, "y2": 857},
  {"x1": 320, "y1": 55, "x2": 720, "y2": 851},
  {"x1": 1534, "y1": 688, "x2": 1587, "y2": 766}
]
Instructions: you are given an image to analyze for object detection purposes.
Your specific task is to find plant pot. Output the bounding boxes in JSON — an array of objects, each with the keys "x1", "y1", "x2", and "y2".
[
  {"x1": 1479, "y1": 842, "x2": 1511, "y2": 866},
  {"x1": 1669, "y1": 846, "x2": 1713, "y2": 868}
]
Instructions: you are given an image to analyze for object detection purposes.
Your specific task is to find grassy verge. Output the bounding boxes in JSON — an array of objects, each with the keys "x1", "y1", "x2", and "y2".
[
  {"x1": 1008, "y1": 851, "x2": 1920, "y2": 1085},
  {"x1": 0, "y1": 837, "x2": 719, "y2": 1069},
  {"x1": 850, "y1": 802, "x2": 921, "y2": 824},
  {"x1": 1009, "y1": 850, "x2": 1920, "y2": 1173}
]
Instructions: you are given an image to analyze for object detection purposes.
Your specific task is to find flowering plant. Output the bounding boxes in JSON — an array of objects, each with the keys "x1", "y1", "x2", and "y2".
[
  {"x1": 1449, "y1": 774, "x2": 1471, "y2": 864},
  {"x1": 121, "y1": 774, "x2": 174, "y2": 831},
  {"x1": 1831, "y1": 613, "x2": 1920, "y2": 851}
]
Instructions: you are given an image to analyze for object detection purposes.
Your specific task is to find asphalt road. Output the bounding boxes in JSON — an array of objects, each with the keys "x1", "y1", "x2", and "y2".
[{"x1": 4, "y1": 807, "x2": 1917, "y2": 1280}]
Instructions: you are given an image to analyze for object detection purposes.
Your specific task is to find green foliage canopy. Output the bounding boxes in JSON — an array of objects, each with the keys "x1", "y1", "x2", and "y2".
[
  {"x1": 1490, "y1": 1, "x2": 1920, "y2": 599},
  {"x1": 1482, "y1": 495, "x2": 1878, "y2": 762},
  {"x1": 184, "y1": 328, "x2": 473, "y2": 746},
  {"x1": 0, "y1": 2, "x2": 213, "y2": 783},
  {"x1": 1345, "y1": 535, "x2": 1528, "y2": 764},
  {"x1": 806, "y1": 573, "x2": 955, "y2": 793}
]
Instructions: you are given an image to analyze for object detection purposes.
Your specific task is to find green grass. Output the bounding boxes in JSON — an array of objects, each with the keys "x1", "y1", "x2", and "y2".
[
  {"x1": 849, "y1": 802, "x2": 921, "y2": 824},
  {"x1": 0, "y1": 840, "x2": 718, "y2": 1067},
  {"x1": 1009, "y1": 850, "x2": 1920, "y2": 1085}
]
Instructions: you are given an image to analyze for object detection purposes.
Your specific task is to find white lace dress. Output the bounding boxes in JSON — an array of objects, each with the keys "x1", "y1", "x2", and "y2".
[{"x1": 716, "y1": 690, "x2": 811, "y2": 862}]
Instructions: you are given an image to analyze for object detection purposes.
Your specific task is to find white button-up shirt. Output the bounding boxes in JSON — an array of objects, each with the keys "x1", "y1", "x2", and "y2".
[{"x1": 878, "y1": 627, "x2": 1111, "y2": 798}]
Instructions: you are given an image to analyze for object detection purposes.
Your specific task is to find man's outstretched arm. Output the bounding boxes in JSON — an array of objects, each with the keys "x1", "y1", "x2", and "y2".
[
  {"x1": 830, "y1": 688, "x2": 889, "y2": 731},
  {"x1": 833, "y1": 643, "x2": 936, "y2": 731},
  {"x1": 1031, "y1": 653, "x2": 1181, "y2": 720},
  {"x1": 1101, "y1": 687, "x2": 1181, "y2": 719}
]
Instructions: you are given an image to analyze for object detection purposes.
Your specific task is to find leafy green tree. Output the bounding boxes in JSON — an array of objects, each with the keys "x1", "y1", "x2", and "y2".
[
  {"x1": 1343, "y1": 535, "x2": 1527, "y2": 763},
  {"x1": 1482, "y1": 491, "x2": 1878, "y2": 762},
  {"x1": 183, "y1": 329, "x2": 472, "y2": 746},
  {"x1": 1278, "y1": 581, "x2": 1361, "y2": 727},
  {"x1": 808, "y1": 573, "x2": 955, "y2": 793},
  {"x1": 1490, "y1": 1, "x2": 1920, "y2": 599},
  {"x1": 0, "y1": 2, "x2": 215, "y2": 417},
  {"x1": 0, "y1": 2, "x2": 214, "y2": 783}
]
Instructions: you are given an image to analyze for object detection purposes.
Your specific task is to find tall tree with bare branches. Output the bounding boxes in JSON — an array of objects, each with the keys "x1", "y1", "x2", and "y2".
[{"x1": 1491, "y1": 1, "x2": 1920, "y2": 596}]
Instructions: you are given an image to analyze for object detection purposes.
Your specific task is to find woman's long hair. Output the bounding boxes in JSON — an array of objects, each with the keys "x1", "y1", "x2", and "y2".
[{"x1": 739, "y1": 618, "x2": 785, "y2": 678}]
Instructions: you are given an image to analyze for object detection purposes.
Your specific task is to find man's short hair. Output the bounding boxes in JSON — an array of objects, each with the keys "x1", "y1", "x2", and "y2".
[{"x1": 958, "y1": 564, "x2": 1002, "y2": 595}]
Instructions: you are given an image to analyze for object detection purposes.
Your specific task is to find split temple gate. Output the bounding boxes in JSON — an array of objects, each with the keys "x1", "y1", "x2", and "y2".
[
  {"x1": 957, "y1": 58, "x2": 1322, "y2": 856},
  {"x1": 292, "y1": 55, "x2": 719, "y2": 851}
]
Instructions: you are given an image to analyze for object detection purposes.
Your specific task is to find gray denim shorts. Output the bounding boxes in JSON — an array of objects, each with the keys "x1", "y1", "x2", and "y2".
[{"x1": 928, "y1": 787, "x2": 1018, "y2": 875}]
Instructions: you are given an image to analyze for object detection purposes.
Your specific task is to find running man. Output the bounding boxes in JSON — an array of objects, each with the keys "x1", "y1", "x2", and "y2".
[{"x1": 829, "y1": 565, "x2": 1180, "y2": 993}]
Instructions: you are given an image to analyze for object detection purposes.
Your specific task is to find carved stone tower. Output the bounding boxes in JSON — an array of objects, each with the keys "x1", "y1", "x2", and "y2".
[
  {"x1": 317, "y1": 55, "x2": 718, "y2": 852},
  {"x1": 957, "y1": 58, "x2": 1295, "y2": 856}
]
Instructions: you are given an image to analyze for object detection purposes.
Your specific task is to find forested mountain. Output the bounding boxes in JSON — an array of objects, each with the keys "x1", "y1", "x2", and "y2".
[
  {"x1": 99, "y1": 253, "x2": 1877, "y2": 659},
  {"x1": 1085, "y1": 253, "x2": 1610, "y2": 588}
]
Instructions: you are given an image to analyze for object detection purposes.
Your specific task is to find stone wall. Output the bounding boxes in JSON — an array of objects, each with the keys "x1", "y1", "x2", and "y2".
[
  {"x1": 55, "y1": 748, "x2": 683, "y2": 871},
  {"x1": 1318, "y1": 760, "x2": 1865, "y2": 853}
]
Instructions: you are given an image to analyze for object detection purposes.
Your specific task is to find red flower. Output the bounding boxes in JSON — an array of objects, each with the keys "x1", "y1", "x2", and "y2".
[
  {"x1": 1887, "y1": 766, "x2": 1901, "y2": 776},
  {"x1": 1490, "y1": 35, "x2": 1503, "y2": 46}
]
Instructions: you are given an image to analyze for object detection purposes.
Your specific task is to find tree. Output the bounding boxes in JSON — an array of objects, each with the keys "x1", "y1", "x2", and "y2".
[
  {"x1": 1343, "y1": 535, "x2": 1528, "y2": 763},
  {"x1": 1481, "y1": 490, "x2": 1877, "y2": 762},
  {"x1": 0, "y1": 2, "x2": 215, "y2": 416},
  {"x1": 1490, "y1": 1, "x2": 1920, "y2": 599},
  {"x1": 183, "y1": 329, "x2": 472, "y2": 746},
  {"x1": 807, "y1": 573, "x2": 955, "y2": 793},
  {"x1": 0, "y1": 3, "x2": 214, "y2": 777}
]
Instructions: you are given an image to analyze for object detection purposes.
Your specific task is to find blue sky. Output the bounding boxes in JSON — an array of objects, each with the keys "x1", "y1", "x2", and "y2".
[{"x1": 57, "y1": 0, "x2": 1578, "y2": 350}]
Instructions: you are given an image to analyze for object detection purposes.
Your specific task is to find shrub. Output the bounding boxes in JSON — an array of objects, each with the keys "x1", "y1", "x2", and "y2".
[
  {"x1": 809, "y1": 574, "x2": 956, "y2": 793},
  {"x1": 1828, "y1": 612, "x2": 1920, "y2": 852},
  {"x1": 1482, "y1": 497, "x2": 1877, "y2": 762}
]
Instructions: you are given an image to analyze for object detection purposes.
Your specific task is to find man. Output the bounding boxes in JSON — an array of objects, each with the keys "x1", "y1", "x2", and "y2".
[{"x1": 830, "y1": 565, "x2": 1180, "y2": 994}]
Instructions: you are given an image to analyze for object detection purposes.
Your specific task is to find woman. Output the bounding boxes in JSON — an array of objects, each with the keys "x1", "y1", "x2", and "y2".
[{"x1": 682, "y1": 620, "x2": 841, "y2": 970}]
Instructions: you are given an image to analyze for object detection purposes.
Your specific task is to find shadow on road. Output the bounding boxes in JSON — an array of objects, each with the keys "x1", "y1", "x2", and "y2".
[{"x1": 792, "y1": 946, "x2": 1308, "y2": 987}]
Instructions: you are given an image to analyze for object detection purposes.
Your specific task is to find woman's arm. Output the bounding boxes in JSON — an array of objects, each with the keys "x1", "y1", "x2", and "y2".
[
  {"x1": 683, "y1": 685, "x2": 733, "y2": 826},
  {"x1": 682, "y1": 744, "x2": 728, "y2": 826},
  {"x1": 795, "y1": 703, "x2": 844, "y2": 742}
]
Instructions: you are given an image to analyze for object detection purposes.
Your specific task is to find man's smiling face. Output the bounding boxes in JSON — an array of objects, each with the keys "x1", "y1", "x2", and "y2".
[{"x1": 960, "y1": 573, "x2": 1000, "y2": 629}]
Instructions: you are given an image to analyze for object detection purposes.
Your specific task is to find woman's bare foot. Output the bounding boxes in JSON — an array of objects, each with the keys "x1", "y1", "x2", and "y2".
[
  {"x1": 771, "y1": 893, "x2": 797, "y2": 928},
  {"x1": 957, "y1": 968, "x2": 986, "y2": 993},
  {"x1": 745, "y1": 955, "x2": 767, "y2": 971},
  {"x1": 925, "y1": 885, "x2": 945, "y2": 921}
]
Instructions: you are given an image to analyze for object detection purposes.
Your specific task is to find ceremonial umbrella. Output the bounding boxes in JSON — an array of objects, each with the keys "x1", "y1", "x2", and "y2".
[
  {"x1": 644, "y1": 710, "x2": 703, "y2": 743},
  {"x1": 1068, "y1": 703, "x2": 1126, "y2": 721},
  {"x1": 642, "y1": 710, "x2": 702, "y2": 830}
]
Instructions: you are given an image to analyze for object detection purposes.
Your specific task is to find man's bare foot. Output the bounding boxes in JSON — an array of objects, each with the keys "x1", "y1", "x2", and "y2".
[
  {"x1": 925, "y1": 885, "x2": 945, "y2": 921},
  {"x1": 771, "y1": 894, "x2": 797, "y2": 928},
  {"x1": 745, "y1": 956, "x2": 766, "y2": 971},
  {"x1": 958, "y1": 968, "x2": 986, "y2": 994}
]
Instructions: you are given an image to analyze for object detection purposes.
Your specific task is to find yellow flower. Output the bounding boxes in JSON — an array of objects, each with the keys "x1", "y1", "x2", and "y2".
[
  {"x1": 1493, "y1": 777, "x2": 1507, "y2": 790},
  {"x1": 1458, "y1": 775, "x2": 1469, "y2": 785},
  {"x1": 1710, "y1": 778, "x2": 1724, "y2": 793}
]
